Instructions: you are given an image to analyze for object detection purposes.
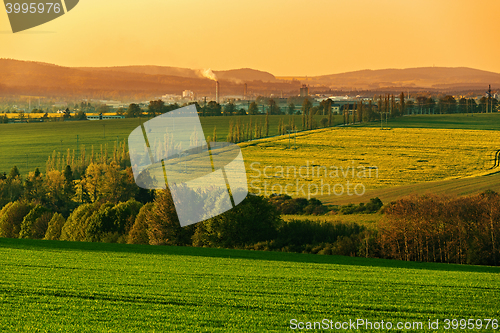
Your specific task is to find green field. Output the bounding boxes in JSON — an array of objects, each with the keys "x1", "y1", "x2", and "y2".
[
  {"x1": 0, "y1": 114, "x2": 338, "y2": 174},
  {"x1": 282, "y1": 213, "x2": 382, "y2": 228},
  {"x1": 0, "y1": 239, "x2": 498, "y2": 332},
  {"x1": 363, "y1": 113, "x2": 500, "y2": 131}
]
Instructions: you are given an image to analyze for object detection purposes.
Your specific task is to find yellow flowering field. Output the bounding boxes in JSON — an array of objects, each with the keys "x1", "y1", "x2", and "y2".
[{"x1": 240, "y1": 127, "x2": 500, "y2": 198}]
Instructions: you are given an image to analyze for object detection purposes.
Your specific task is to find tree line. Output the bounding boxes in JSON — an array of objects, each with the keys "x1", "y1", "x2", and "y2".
[{"x1": 0, "y1": 146, "x2": 498, "y2": 266}]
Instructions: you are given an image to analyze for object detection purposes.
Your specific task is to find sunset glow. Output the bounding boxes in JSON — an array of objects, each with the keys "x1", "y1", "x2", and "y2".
[{"x1": 1, "y1": 0, "x2": 499, "y2": 76}]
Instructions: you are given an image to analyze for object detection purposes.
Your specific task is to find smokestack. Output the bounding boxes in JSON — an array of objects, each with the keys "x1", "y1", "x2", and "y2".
[
  {"x1": 216, "y1": 81, "x2": 220, "y2": 104},
  {"x1": 244, "y1": 83, "x2": 248, "y2": 99}
]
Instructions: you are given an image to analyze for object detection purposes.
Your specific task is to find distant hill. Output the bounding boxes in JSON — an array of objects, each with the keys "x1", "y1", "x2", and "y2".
[
  {"x1": 307, "y1": 67, "x2": 500, "y2": 91},
  {"x1": 0, "y1": 59, "x2": 295, "y2": 101},
  {"x1": 77, "y1": 66, "x2": 276, "y2": 83},
  {"x1": 1, "y1": 59, "x2": 499, "y2": 101},
  {"x1": 76, "y1": 65, "x2": 201, "y2": 78},
  {"x1": 214, "y1": 68, "x2": 276, "y2": 82}
]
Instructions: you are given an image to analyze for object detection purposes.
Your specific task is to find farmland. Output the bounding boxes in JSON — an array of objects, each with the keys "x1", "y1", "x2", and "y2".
[
  {"x1": 0, "y1": 114, "x2": 337, "y2": 174},
  {"x1": 363, "y1": 113, "x2": 500, "y2": 131},
  {"x1": 0, "y1": 238, "x2": 499, "y2": 332},
  {"x1": 241, "y1": 126, "x2": 500, "y2": 201},
  {"x1": 3, "y1": 113, "x2": 500, "y2": 205}
]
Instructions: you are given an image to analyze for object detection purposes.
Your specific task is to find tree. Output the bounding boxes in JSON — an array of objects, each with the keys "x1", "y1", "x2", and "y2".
[
  {"x1": 100, "y1": 162, "x2": 136, "y2": 204},
  {"x1": 82, "y1": 163, "x2": 104, "y2": 203},
  {"x1": 287, "y1": 103, "x2": 295, "y2": 115},
  {"x1": 212, "y1": 126, "x2": 218, "y2": 145},
  {"x1": 6, "y1": 166, "x2": 23, "y2": 202},
  {"x1": 63, "y1": 165, "x2": 75, "y2": 198},
  {"x1": 459, "y1": 97, "x2": 467, "y2": 114},
  {"x1": 126, "y1": 103, "x2": 142, "y2": 118},
  {"x1": 0, "y1": 201, "x2": 32, "y2": 238},
  {"x1": 426, "y1": 97, "x2": 436, "y2": 114},
  {"x1": 23, "y1": 168, "x2": 45, "y2": 203},
  {"x1": 248, "y1": 102, "x2": 259, "y2": 115},
  {"x1": 97, "y1": 104, "x2": 111, "y2": 114},
  {"x1": 326, "y1": 100, "x2": 332, "y2": 126},
  {"x1": 265, "y1": 111, "x2": 269, "y2": 137},
  {"x1": 206, "y1": 101, "x2": 221, "y2": 116},
  {"x1": 193, "y1": 195, "x2": 280, "y2": 248},
  {"x1": 399, "y1": 92, "x2": 406, "y2": 115},
  {"x1": 127, "y1": 202, "x2": 154, "y2": 245},
  {"x1": 223, "y1": 101, "x2": 237, "y2": 116},
  {"x1": 268, "y1": 99, "x2": 280, "y2": 115},
  {"x1": 63, "y1": 108, "x2": 71, "y2": 119},
  {"x1": 357, "y1": 101, "x2": 363, "y2": 123},
  {"x1": 60, "y1": 202, "x2": 99, "y2": 241},
  {"x1": 302, "y1": 98, "x2": 312, "y2": 130},
  {"x1": 85, "y1": 202, "x2": 116, "y2": 242},
  {"x1": 146, "y1": 189, "x2": 186, "y2": 245},
  {"x1": 44, "y1": 213, "x2": 66, "y2": 240},
  {"x1": 8, "y1": 166, "x2": 20, "y2": 180},
  {"x1": 19, "y1": 204, "x2": 52, "y2": 239},
  {"x1": 148, "y1": 100, "x2": 166, "y2": 117},
  {"x1": 320, "y1": 117, "x2": 328, "y2": 128},
  {"x1": 439, "y1": 95, "x2": 457, "y2": 114},
  {"x1": 74, "y1": 110, "x2": 87, "y2": 120}
]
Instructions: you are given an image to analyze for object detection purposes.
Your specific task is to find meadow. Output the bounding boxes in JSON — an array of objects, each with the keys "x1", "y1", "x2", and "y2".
[
  {"x1": 241, "y1": 126, "x2": 500, "y2": 200},
  {"x1": 4, "y1": 113, "x2": 500, "y2": 206},
  {"x1": 363, "y1": 113, "x2": 500, "y2": 131},
  {"x1": 0, "y1": 114, "x2": 336, "y2": 174},
  {"x1": 0, "y1": 238, "x2": 498, "y2": 332},
  {"x1": 282, "y1": 213, "x2": 382, "y2": 228}
]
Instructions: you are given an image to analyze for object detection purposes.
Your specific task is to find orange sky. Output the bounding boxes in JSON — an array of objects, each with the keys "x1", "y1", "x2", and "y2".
[{"x1": 1, "y1": 0, "x2": 499, "y2": 76}]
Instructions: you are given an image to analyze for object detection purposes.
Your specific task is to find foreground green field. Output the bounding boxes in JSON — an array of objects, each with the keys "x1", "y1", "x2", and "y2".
[
  {"x1": 0, "y1": 239, "x2": 498, "y2": 332},
  {"x1": 0, "y1": 114, "x2": 336, "y2": 174}
]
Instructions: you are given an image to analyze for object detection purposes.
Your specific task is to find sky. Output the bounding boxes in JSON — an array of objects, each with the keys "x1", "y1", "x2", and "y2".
[{"x1": 1, "y1": 0, "x2": 499, "y2": 77}]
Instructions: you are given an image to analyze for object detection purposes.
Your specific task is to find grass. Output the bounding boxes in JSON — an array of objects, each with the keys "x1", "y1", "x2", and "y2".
[
  {"x1": 319, "y1": 171, "x2": 500, "y2": 205},
  {"x1": 281, "y1": 213, "x2": 382, "y2": 228},
  {"x1": 0, "y1": 114, "x2": 337, "y2": 175},
  {"x1": 363, "y1": 113, "x2": 500, "y2": 131},
  {"x1": 0, "y1": 238, "x2": 498, "y2": 332}
]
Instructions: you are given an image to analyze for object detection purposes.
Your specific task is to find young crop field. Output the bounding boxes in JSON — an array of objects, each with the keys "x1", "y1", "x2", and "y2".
[
  {"x1": 363, "y1": 113, "x2": 500, "y2": 131},
  {"x1": 281, "y1": 213, "x2": 382, "y2": 228},
  {"x1": 0, "y1": 114, "x2": 335, "y2": 174},
  {"x1": 0, "y1": 239, "x2": 498, "y2": 332}
]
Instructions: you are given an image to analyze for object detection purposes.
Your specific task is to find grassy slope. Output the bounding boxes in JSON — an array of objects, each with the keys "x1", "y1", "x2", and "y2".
[
  {"x1": 319, "y1": 171, "x2": 500, "y2": 205},
  {"x1": 282, "y1": 213, "x2": 383, "y2": 228},
  {"x1": 0, "y1": 238, "x2": 498, "y2": 332},
  {"x1": 324, "y1": 113, "x2": 500, "y2": 205}
]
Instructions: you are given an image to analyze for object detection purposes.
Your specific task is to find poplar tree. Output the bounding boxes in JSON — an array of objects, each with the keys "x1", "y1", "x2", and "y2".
[
  {"x1": 399, "y1": 92, "x2": 406, "y2": 116},
  {"x1": 327, "y1": 99, "x2": 332, "y2": 127},
  {"x1": 265, "y1": 112, "x2": 269, "y2": 137}
]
